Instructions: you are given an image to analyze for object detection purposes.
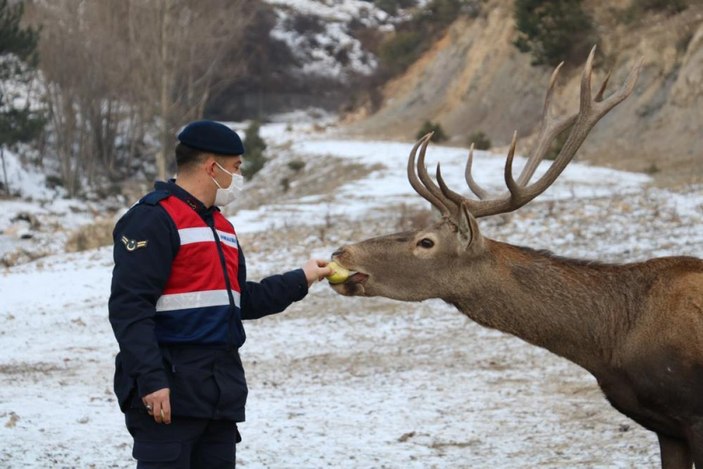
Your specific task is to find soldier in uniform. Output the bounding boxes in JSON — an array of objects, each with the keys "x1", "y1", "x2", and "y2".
[{"x1": 109, "y1": 120, "x2": 331, "y2": 468}]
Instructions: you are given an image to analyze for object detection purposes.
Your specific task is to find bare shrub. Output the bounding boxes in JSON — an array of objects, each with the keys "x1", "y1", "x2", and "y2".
[{"x1": 65, "y1": 218, "x2": 115, "y2": 253}]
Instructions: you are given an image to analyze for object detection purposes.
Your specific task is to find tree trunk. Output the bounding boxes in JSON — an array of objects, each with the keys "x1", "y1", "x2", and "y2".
[
  {"x1": 0, "y1": 147, "x2": 9, "y2": 195},
  {"x1": 156, "y1": 0, "x2": 173, "y2": 181}
]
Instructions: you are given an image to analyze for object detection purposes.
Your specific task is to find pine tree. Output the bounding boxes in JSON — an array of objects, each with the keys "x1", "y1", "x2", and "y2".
[
  {"x1": 0, "y1": 0, "x2": 44, "y2": 194},
  {"x1": 0, "y1": 0, "x2": 43, "y2": 147},
  {"x1": 513, "y1": 0, "x2": 597, "y2": 67},
  {"x1": 241, "y1": 121, "x2": 268, "y2": 180}
]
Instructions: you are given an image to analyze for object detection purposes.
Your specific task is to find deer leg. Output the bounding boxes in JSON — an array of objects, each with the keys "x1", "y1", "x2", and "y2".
[
  {"x1": 687, "y1": 421, "x2": 703, "y2": 468},
  {"x1": 658, "y1": 433, "x2": 692, "y2": 469}
]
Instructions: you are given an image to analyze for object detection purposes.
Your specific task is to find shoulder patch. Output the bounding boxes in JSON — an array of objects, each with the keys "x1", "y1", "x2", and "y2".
[
  {"x1": 140, "y1": 190, "x2": 171, "y2": 206},
  {"x1": 121, "y1": 236, "x2": 149, "y2": 252}
]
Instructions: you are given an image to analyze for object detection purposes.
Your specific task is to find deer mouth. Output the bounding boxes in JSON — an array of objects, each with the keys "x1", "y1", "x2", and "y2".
[
  {"x1": 328, "y1": 259, "x2": 369, "y2": 295},
  {"x1": 346, "y1": 271, "x2": 369, "y2": 284},
  {"x1": 332, "y1": 271, "x2": 369, "y2": 296}
]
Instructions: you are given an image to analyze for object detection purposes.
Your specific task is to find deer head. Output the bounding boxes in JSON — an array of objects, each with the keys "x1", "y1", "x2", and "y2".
[{"x1": 330, "y1": 46, "x2": 641, "y2": 302}]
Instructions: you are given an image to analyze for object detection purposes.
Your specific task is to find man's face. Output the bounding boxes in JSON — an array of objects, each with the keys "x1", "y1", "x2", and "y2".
[{"x1": 210, "y1": 155, "x2": 243, "y2": 188}]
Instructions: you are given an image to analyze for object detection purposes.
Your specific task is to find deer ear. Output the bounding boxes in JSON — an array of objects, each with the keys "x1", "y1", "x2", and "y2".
[{"x1": 458, "y1": 202, "x2": 482, "y2": 250}]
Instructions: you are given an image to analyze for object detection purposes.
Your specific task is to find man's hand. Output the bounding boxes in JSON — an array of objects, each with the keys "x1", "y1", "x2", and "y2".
[
  {"x1": 142, "y1": 388, "x2": 172, "y2": 424},
  {"x1": 302, "y1": 259, "x2": 332, "y2": 287}
]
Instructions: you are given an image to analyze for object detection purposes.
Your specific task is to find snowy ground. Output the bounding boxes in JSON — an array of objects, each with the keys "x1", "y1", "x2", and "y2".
[{"x1": 0, "y1": 118, "x2": 702, "y2": 468}]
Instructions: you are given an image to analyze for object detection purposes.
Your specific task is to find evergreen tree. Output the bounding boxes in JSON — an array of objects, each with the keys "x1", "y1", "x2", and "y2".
[
  {"x1": 241, "y1": 121, "x2": 268, "y2": 180},
  {"x1": 0, "y1": 0, "x2": 44, "y2": 148},
  {"x1": 415, "y1": 120, "x2": 447, "y2": 143},
  {"x1": 513, "y1": 0, "x2": 597, "y2": 66}
]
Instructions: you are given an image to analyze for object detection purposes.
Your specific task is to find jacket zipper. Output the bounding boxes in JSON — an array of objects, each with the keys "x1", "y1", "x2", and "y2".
[{"x1": 208, "y1": 220, "x2": 242, "y2": 348}]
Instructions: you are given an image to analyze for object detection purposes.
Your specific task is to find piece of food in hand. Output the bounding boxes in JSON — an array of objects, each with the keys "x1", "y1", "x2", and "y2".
[{"x1": 326, "y1": 261, "x2": 350, "y2": 284}]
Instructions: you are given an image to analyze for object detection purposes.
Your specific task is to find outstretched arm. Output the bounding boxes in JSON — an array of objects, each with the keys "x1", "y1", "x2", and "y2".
[{"x1": 238, "y1": 248, "x2": 331, "y2": 320}]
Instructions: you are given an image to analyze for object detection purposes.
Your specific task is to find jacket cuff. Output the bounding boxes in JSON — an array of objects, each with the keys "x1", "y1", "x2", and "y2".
[
  {"x1": 284, "y1": 268, "x2": 309, "y2": 301},
  {"x1": 137, "y1": 370, "x2": 170, "y2": 398}
]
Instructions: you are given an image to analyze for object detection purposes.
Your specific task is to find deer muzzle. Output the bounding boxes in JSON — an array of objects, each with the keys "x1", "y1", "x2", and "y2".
[{"x1": 328, "y1": 249, "x2": 370, "y2": 296}]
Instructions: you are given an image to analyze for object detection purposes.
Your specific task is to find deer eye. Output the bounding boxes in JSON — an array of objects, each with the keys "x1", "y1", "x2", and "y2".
[{"x1": 417, "y1": 238, "x2": 434, "y2": 249}]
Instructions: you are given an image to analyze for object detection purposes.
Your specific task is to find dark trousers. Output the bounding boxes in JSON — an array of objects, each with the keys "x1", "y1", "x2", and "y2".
[{"x1": 125, "y1": 410, "x2": 240, "y2": 469}]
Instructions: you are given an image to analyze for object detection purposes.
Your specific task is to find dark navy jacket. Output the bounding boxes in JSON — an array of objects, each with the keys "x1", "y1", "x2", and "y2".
[{"x1": 108, "y1": 181, "x2": 308, "y2": 422}]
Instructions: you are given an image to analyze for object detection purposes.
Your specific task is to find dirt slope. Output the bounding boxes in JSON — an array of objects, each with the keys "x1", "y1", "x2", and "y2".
[{"x1": 345, "y1": 0, "x2": 703, "y2": 187}]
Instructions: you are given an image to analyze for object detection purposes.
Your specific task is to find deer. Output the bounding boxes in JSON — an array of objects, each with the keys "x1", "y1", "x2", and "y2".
[{"x1": 329, "y1": 46, "x2": 703, "y2": 469}]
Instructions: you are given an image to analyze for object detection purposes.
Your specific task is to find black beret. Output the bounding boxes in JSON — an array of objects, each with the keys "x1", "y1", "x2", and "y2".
[{"x1": 177, "y1": 120, "x2": 245, "y2": 156}]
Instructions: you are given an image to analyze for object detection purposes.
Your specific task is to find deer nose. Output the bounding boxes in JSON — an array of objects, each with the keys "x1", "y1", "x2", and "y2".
[{"x1": 331, "y1": 247, "x2": 346, "y2": 259}]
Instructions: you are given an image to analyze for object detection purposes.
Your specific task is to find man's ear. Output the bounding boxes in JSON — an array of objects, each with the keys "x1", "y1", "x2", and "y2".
[{"x1": 203, "y1": 154, "x2": 218, "y2": 177}]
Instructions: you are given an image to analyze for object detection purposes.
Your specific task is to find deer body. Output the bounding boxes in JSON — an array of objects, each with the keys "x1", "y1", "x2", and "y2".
[
  {"x1": 334, "y1": 233, "x2": 703, "y2": 466},
  {"x1": 330, "y1": 49, "x2": 703, "y2": 467}
]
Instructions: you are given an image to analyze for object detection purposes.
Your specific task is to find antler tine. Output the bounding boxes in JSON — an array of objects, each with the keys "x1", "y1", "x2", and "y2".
[
  {"x1": 435, "y1": 139, "x2": 523, "y2": 217},
  {"x1": 579, "y1": 45, "x2": 597, "y2": 113},
  {"x1": 417, "y1": 133, "x2": 458, "y2": 215},
  {"x1": 465, "y1": 143, "x2": 489, "y2": 200},
  {"x1": 436, "y1": 162, "x2": 466, "y2": 209},
  {"x1": 504, "y1": 131, "x2": 520, "y2": 198},
  {"x1": 543, "y1": 61, "x2": 565, "y2": 118},
  {"x1": 407, "y1": 133, "x2": 451, "y2": 216},
  {"x1": 592, "y1": 54, "x2": 642, "y2": 115},
  {"x1": 516, "y1": 59, "x2": 573, "y2": 186},
  {"x1": 595, "y1": 70, "x2": 611, "y2": 102}
]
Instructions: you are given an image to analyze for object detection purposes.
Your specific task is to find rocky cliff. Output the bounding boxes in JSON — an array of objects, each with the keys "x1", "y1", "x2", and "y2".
[{"x1": 346, "y1": 0, "x2": 703, "y2": 186}]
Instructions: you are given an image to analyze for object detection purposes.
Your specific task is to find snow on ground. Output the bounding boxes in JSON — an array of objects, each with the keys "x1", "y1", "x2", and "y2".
[{"x1": 0, "y1": 118, "x2": 702, "y2": 468}]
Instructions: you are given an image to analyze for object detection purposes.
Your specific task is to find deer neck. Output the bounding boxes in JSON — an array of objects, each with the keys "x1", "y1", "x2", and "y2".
[{"x1": 446, "y1": 239, "x2": 637, "y2": 375}]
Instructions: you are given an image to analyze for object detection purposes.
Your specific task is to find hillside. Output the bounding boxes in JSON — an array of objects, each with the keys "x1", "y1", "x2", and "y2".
[{"x1": 344, "y1": 0, "x2": 703, "y2": 187}]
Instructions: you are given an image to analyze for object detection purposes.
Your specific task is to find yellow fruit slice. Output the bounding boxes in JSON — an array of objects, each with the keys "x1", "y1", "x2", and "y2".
[{"x1": 327, "y1": 261, "x2": 350, "y2": 284}]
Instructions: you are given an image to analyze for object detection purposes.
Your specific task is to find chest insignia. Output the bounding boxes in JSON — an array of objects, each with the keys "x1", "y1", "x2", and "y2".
[{"x1": 121, "y1": 236, "x2": 148, "y2": 252}]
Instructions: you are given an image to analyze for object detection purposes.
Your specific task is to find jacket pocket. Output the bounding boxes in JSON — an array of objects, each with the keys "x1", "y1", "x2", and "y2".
[
  {"x1": 169, "y1": 364, "x2": 219, "y2": 417},
  {"x1": 214, "y1": 350, "x2": 248, "y2": 412},
  {"x1": 114, "y1": 354, "x2": 138, "y2": 411}
]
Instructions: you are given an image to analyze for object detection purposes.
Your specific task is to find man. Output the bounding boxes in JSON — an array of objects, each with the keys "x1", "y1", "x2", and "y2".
[{"x1": 109, "y1": 120, "x2": 331, "y2": 468}]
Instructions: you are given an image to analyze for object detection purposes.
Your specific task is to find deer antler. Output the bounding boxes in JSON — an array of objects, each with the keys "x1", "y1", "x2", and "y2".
[
  {"x1": 409, "y1": 46, "x2": 642, "y2": 219},
  {"x1": 407, "y1": 133, "x2": 452, "y2": 217}
]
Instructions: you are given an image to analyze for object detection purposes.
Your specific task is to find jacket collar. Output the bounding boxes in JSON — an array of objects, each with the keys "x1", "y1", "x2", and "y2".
[{"x1": 155, "y1": 179, "x2": 218, "y2": 216}]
